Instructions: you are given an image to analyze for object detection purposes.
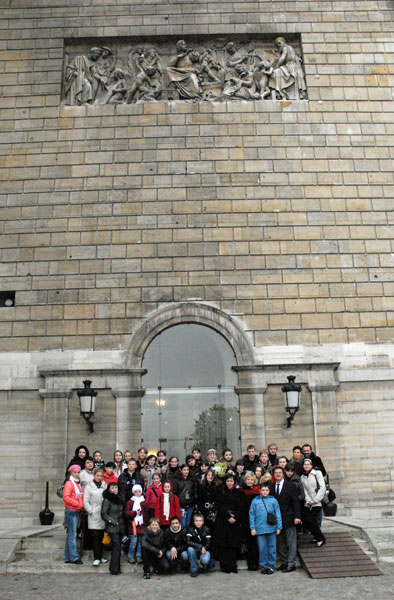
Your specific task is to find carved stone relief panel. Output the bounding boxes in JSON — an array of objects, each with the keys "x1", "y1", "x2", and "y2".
[{"x1": 61, "y1": 35, "x2": 307, "y2": 105}]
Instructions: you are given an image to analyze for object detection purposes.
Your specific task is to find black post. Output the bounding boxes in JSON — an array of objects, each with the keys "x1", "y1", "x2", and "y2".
[{"x1": 39, "y1": 481, "x2": 55, "y2": 525}]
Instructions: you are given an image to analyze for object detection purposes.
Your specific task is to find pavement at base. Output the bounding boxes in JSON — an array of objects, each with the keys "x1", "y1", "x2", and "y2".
[{"x1": 1, "y1": 565, "x2": 394, "y2": 600}]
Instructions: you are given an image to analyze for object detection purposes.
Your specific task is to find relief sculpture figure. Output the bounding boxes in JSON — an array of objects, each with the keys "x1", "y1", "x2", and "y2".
[
  {"x1": 165, "y1": 40, "x2": 201, "y2": 100},
  {"x1": 64, "y1": 47, "x2": 109, "y2": 105},
  {"x1": 63, "y1": 37, "x2": 307, "y2": 105},
  {"x1": 268, "y1": 37, "x2": 307, "y2": 100}
]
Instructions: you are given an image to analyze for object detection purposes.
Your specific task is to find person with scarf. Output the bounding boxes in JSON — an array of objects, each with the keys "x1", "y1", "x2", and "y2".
[
  {"x1": 140, "y1": 454, "x2": 160, "y2": 490},
  {"x1": 145, "y1": 472, "x2": 163, "y2": 519},
  {"x1": 154, "y1": 479, "x2": 181, "y2": 527},
  {"x1": 79, "y1": 456, "x2": 95, "y2": 489},
  {"x1": 157, "y1": 450, "x2": 168, "y2": 475},
  {"x1": 101, "y1": 482, "x2": 125, "y2": 575},
  {"x1": 258, "y1": 450, "x2": 272, "y2": 476},
  {"x1": 300, "y1": 458, "x2": 326, "y2": 546},
  {"x1": 63, "y1": 464, "x2": 84, "y2": 564},
  {"x1": 141, "y1": 517, "x2": 168, "y2": 579},
  {"x1": 124, "y1": 484, "x2": 149, "y2": 564},
  {"x1": 83, "y1": 468, "x2": 108, "y2": 566},
  {"x1": 241, "y1": 472, "x2": 260, "y2": 570},
  {"x1": 102, "y1": 462, "x2": 118, "y2": 486},
  {"x1": 214, "y1": 474, "x2": 244, "y2": 573}
]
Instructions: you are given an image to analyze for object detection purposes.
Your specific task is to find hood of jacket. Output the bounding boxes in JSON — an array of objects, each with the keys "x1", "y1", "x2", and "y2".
[
  {"x1": 74, "y1": 444, "x2": 90, "y2": 458},
  {"x1": 103, "y1": 488, "x2": 123, "y2": 504}
]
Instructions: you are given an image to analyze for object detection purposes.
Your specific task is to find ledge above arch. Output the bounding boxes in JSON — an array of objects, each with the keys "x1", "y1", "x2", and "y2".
[{"x1": 127, "y1": 301, "x2": 255, "y2": 368}]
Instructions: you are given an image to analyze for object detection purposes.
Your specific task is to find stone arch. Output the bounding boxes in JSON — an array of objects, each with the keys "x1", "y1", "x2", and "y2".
[{"x1": 127, "y1": 301, "x2": 254, "y2": 369}]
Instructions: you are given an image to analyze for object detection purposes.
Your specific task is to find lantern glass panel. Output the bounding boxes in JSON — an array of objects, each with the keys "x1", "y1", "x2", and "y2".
[
  {"x1": 285, "y1": 390, "x2": 299, "y2": 410},
  {"x1": 80, "y1": 395, "x2": 94, "y2": 414}
]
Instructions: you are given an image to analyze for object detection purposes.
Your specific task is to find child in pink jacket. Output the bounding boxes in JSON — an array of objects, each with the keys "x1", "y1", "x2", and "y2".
[{"x1": 63, "y1": 465, "x2": 84, "y2": 564}]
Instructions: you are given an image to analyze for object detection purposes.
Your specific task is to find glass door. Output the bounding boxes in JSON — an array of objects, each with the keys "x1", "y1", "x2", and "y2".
[{"x1": 142, "y1": 385, "x2": 240, "y2": 459}]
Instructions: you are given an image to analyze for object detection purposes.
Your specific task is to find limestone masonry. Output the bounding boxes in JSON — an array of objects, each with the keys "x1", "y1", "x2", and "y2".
[{"x1": 0, "y1": 0, "x2": 393, "y2": 528}]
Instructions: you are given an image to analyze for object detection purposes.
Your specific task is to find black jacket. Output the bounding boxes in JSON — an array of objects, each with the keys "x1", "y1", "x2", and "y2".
[
  {"x1": 271, "y1": 479, "x2": 301, "y2": 529},
  {"x1": 142, "y1": 528, "x2": 166, "y2": 555},
  {"x1": 215, "y1": 486, "x2": 244, "y2": 548},
  {"x1": 186, "y1": 524, "x2": 212, "y2": 553},
  {"x1": 242, "y1": 455, "x2": 260, "y2": 472},
  {"x1": 197, "y1": 482, "x2": 220, "y2": 522},
  {"x1": 65, "y1": 444, "x2": 90, "y2": 479},
  {"x1": 174, "y1": 477, "x2": 196, "y2": 508},
  {"x1": 101, "y1": 489, "x2": 125, "y2": 534},
  {"x1": 164, "y1": 526, "x2": 188, "y2": 553},
  {"x1": 117, "y1": 470, "x2": 143, "y2": 505},
  {"x1": 307, "y1": 452, "x2": 326, "y2": 477}
]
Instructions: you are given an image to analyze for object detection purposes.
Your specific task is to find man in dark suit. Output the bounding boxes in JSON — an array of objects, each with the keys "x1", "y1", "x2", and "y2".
[{"x1": 271, "y1": 466, "x2": 301, "y2": 573}]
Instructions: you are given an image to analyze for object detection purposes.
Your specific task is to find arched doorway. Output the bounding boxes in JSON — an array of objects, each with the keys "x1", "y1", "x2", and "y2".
[{"x1": 141, "y1": 324, "x2": 241, "y2": 459}]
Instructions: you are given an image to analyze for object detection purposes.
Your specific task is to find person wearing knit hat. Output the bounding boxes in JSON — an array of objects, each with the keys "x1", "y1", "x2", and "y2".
[
  {"x1": 63, "y1": 464, "x2": 84, "y2": 564},
  {"x1": 124, "y1": 483, "x2": 148, "y2": 564}
]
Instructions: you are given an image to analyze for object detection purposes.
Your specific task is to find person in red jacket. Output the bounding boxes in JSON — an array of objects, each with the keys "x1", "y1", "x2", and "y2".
[
  {"x1": 63, "y1": 465, "x2": 84, "y2": 564},
  {"x1": 102, "y1": 462, "x2": 118, "y2": 486},
  {"x1": 154, "y1": 480, "x2": 181, "y2": 528},
  {"x1": 145, "y1": 473, "x2": 163, "y2": 519},
  {"x1": 124, "y1": 484, "x2": 149, "y2": 564}
]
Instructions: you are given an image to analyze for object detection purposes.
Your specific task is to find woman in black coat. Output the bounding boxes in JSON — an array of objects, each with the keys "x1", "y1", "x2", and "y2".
[
  {"x1": 101, "y1": 482, "x2": 125, "y2": 575},
  {"x1": 196, "y1": 468, "x2": 221, "y2": 536},
  {"x1": 214, "y1": 474, "x2": 244, "y2": 573}
]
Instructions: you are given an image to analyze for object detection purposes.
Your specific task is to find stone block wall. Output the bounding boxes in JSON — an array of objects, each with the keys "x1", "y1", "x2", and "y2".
[
  {"x1": 0, "y1": 1, "x2": 394, "y2": 525},
  {"x1": 0, "y1": 0, "x2": 393, "y2": 351}
]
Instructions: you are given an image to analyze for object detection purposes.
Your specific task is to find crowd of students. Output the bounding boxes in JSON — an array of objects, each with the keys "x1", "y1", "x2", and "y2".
[{"x1": 63, "y1": 442, "x2": 328, "y2": 577}]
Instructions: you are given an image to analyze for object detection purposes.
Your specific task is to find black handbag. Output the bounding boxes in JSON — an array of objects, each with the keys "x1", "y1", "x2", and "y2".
[{"x1": 262, "y1": 497, "x2": 276, "y2": 526}]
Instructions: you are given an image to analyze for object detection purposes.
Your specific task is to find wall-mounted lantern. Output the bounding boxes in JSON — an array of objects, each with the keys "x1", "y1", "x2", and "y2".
[
  {"x1": 282, "y1": 375, "x2": 301, "y2": 428},
  {"x1": 77, "y1": 380, "x2": 97, "y2": 433}
]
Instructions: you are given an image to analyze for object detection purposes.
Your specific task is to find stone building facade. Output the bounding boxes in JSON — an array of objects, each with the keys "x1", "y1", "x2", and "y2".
[{"x1": 0, "y1": 0, "x2": 393, "y2": 527}]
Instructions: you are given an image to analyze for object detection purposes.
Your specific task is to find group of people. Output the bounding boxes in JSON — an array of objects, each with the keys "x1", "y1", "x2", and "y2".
[{"x1": 63, "y1": 442, "x2": 328, "y2": 577}]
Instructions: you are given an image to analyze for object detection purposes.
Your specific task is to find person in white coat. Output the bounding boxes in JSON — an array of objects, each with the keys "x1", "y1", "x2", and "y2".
[
  {"x1": 84, "y1": 468, "x2": 108, "y2": 566},
  {"x1": 300, "y1": 458, "x2": 326, "y2": 546}
]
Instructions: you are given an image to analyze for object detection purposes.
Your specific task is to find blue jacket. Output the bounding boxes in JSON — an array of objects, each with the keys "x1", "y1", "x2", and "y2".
[{"x1": 249, "y1": 494, "x2": 282, "y2": 534}]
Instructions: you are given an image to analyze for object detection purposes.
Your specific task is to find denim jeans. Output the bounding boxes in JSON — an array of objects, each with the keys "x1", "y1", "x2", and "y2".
[
  {"x1": 257, "y1": 532, "x2": 277, "y2": 571},
  {"x1": 128, "y1": 534, "x2": 142, "y2": 559},
  {"x1": 180, "y1": 507, "x2": 193, "y2": 528},
  {"x1": 166, "y1": 549, "x2": 189, "y2": 570},
  {"x1": 64, "y1": 509, "x2": 80, "y2": 563},
  {"x1": 186, "y1": 547, "x2": 211, "y2": 573}
]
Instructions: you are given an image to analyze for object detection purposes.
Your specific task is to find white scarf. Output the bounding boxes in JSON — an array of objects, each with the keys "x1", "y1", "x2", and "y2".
[
  {"x1": 131, "y1": 495, "x2": 145, "y2": 526},
  {"x1": 70, "y1": 475, "x2": 82, "y2": 498},
  {"x1": 163, "y1": 492, "x2": 170, "y2": 521}
]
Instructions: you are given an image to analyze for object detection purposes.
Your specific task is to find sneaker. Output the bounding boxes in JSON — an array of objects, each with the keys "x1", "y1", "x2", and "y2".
[
  {"x1": 100, "y1": 558, "x2": 108, "y2": 564},
  {"x1": 136, "y1": 556, "x2": 142, "y2": 564},
  {"x1": 128, "y1": 557, "x2": 136, "y2": 564},
  {"x1": 266, "y1": 568, "x2": 274, "y2": 575},
  {"x1": 93, "y1": 559, "x2": 100, "y2": 567},
  {"x1": 72, "y1": 559, "x2": 83, "y2": 565},
  {"x1": 190, "y1": 571, "x2": 198, "y2": 577},
  {"x1": 143, "y1": 572, "x2": 151, "y2": 579}
]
